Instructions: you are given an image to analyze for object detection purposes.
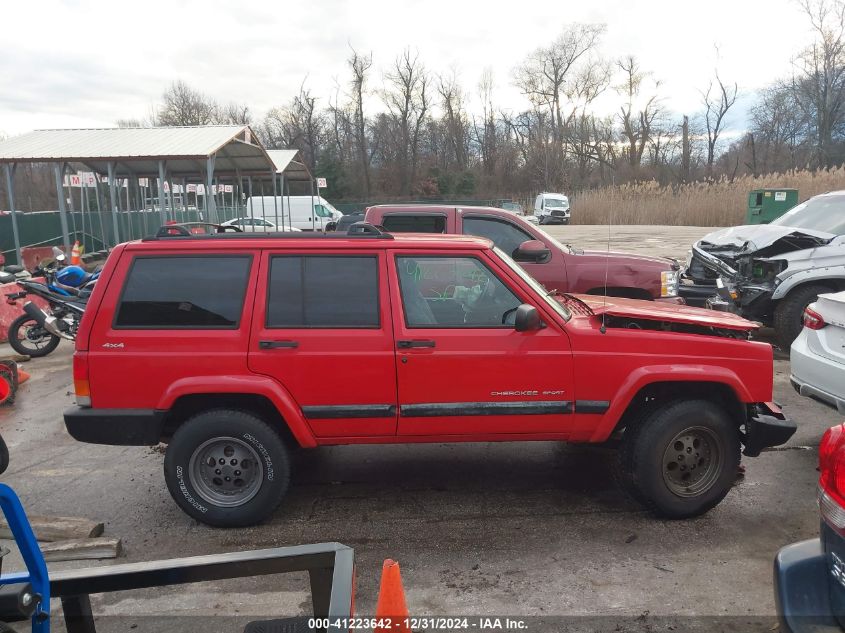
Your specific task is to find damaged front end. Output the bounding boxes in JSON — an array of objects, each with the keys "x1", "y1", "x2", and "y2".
[
  {"x1": 681, "y1": 227, "x2": 834, "y2": 323},
  {"x1": 706, "y1": 256, "x2": 790, "y2": 323}
]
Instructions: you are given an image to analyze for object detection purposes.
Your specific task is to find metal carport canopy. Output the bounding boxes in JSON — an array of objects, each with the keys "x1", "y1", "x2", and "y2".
[
  {"x1": 266, "y1": 149, "x2": 312, "y2": 181},
  {"x1": 0, "y1": 125, "x2": 279, "y2": 177}
]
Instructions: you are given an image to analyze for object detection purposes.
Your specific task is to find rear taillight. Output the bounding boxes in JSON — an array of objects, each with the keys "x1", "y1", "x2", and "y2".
[
  {"x1": 803, "y1": 306, "x2": 827, "y2": 330},
  {"x1": 819, "y1": 424, "x2": 845, "y2": 532},
  {"x1": 73, "y1": 352, "x2": 90, "y2": 407}
]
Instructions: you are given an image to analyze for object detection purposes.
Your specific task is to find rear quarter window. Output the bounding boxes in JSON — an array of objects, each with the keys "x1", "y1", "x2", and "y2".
[
  {"x1": 114, "y1": 255, "x2": 252, "y2": 329},
  {"x1": 381, "y1": 214, "x2": 446, "y2": 233}
]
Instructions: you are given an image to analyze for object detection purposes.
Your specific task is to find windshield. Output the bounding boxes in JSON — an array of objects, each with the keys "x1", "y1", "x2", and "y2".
[
  {"x1": 771, "y1": 194, "x2": 845, "y2": 235},
  {"x1": 534, "y1": 225, "x2": 574, "y2": 254},
  {"x1": 492, "y1": 246, "x2": 571, "y2": 321},
  {"x1": 545, "y1": 197, "x2": 568, "y2": 208}
]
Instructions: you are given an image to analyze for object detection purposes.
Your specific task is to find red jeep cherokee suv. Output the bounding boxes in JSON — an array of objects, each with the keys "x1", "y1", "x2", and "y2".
[{"x1": 64, "y1": 223, "x2": 795, "y2": 527}]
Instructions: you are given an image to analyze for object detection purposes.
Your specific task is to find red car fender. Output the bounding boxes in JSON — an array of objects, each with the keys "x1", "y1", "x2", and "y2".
[
  {"x1": 156, "y1": 374, "x2": 317, "y2": 448},
  {"x1": 588, "y1": 364, "x2": 755, "y2": 443}
]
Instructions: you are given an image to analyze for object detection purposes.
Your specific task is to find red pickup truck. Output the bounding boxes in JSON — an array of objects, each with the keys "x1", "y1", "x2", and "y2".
[
  {"x1": 364, "y1": 205, "x2": 682, "y2": 302},
  {"x1": 63, "y1": 223, "x2": 794, "y2": 527}
]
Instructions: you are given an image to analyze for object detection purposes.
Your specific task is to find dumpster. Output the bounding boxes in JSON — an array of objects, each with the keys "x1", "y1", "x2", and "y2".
[{"x1": 747, "y1": 188, "x2": 799, "y2": 224}]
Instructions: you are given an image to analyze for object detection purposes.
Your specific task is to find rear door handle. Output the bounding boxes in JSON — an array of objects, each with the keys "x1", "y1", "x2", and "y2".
[
  {"x1": 397, "y1": 339, "x2": 436, "y2": 349},
  {"x1": 259, "y1": 340, "x2": 299, "y2": 349}
]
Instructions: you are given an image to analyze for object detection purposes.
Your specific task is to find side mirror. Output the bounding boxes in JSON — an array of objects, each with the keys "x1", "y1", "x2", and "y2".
[
  {"x1": 513, "y1": 240, "x2": 552, "y2": 264},
  {"x1": 514, "y1": 304, "x2": 542, "y2": 332}
]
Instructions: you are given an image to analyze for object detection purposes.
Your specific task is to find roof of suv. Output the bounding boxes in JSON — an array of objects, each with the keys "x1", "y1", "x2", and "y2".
[
  {"x1": 128, "y1": 230, "x2": 493, "y2": 251},
  {"x1": 367, "y1": 203, "x2": 518, "y2": 218}
]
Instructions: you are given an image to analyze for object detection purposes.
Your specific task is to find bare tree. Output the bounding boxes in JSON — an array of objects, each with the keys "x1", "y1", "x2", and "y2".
[
  {"x1": 262, "y1": 80, "x2": 325, "y2": 171},
  {"x1": 382, "y1": 48, "x2": 430, "y2": 195},
  {"x1": 349, "y1": 47, "x2": 374, "y2": 198},
  {"x1": 750, "y1": 80, "x2": 809, "y2": 171},
  {"x1": 472, "y1": 68, "x2": 498, "y2": 177},
  {"x1": 218, "y1": 102, "x2": 252, "y2": 125},
  {"x1": 794, "y1": 0, "x2": 845, "y2": 166},
  {"x1": 616, "y1": 55, "x2": 663, "y2": 172},
  {"x1": 437, "y1": 71, "x2": 470, "y2": 170},
  {"x1": 157, "y1": 81, "x2": 218, "y2": 126},
  {"x1": 700, "y1": 70, "x2": 738, "y2": 178},
  {"x1": 513, "y1": 23, "x2": 606, "y2": 186}
]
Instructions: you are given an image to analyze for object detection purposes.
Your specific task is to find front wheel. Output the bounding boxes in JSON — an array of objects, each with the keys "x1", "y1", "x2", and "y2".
[
  {"x1": 164, "y1": 409, "x2": 291, "y2": 527},
  {"x1": 615, "y1": 399, "x2": 740, "y2": 518},
  {"x1": 774, "y1": 284, "x2": 832, "y2": 349},
  {"x1": 7, "y1": 314, "x2": 61, "y2": 357}
]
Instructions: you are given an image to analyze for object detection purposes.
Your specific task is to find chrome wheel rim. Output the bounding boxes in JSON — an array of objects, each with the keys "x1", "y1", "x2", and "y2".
[
  {"x1": 662, "y1": 426, "x2": 723, "y2": 497},
  {"x1": 188, "y1": 437, "x2": 263, "y2": 507}
]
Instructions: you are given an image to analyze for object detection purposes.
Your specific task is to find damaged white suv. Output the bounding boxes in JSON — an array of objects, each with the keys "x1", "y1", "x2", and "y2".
[{"x1": 681, "y1": 191, "x2": 845, "y2": 347}]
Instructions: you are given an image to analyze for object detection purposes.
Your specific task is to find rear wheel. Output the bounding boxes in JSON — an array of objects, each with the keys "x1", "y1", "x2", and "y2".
[
  {"x1": 616, "y1": 399, "x2": 740, "y2": 518},
  {"x1": 6, "y1": 315, "x2": 60, "y2": 358},
  {"x1": 164, "y1": 409, "x2": 290, "y2": 527},
  {"x1": 774, "y1": 284, "x2": 833, "y2": 349}
]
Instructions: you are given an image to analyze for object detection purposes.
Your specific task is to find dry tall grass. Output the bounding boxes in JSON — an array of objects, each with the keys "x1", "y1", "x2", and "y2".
[{"x1": 571, "y1": 168, "x2": 845, "y2": 226}]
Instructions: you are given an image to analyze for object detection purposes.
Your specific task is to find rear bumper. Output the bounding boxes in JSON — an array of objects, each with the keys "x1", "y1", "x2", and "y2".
[
  {"x1": 791, "y1": 330, "x2": 845, "y2": 415},
  {"x1": 64, "y1": 406, "x2": 164, "y2": 446},
  {"x1": 774, "y1": 538, "x2": 840, "y2": 632},
  {"x1": 743, "y1": 402, "x2": 797, "y2": 457}
]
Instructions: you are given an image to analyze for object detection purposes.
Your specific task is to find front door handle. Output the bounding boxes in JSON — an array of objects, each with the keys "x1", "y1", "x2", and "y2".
[
  {"x1": 397, "y1": 339, "x2": 436, "y2": 349},
  {"x1": 259, "y1": 340, "x2": 299, "y2": 349}
]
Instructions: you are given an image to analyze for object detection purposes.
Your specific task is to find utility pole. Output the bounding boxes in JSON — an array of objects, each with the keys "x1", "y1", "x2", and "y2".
[{"x1": 681, "y1": 116, "x2": 690, "y2": 184}]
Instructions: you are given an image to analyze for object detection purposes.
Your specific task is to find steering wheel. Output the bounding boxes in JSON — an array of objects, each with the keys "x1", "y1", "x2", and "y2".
[{"x1": 501, "y1": 306, "x2": 519, "y2": 325}]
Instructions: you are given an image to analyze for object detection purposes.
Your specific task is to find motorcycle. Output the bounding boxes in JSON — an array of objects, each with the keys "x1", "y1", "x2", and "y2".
[{"x1": 4, "y1": 251, "x2": 96, "y2": 358}]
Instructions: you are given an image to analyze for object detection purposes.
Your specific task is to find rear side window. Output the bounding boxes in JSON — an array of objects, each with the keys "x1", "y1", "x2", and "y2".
[
  {"x1": 381, "y1": 215, "x2": 446, "y2": 234},
  {"x1": 115, "y1": 255, "x2": 252, "y2": 328},
  {"x1": 267, "y1": 256, "x2": 379, "y2": 328}
]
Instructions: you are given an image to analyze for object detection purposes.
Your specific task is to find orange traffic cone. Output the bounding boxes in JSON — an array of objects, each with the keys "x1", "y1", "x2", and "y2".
[
  {"x1": 70, "y1": 241, "x2": 81, "y2": 266},
  {"x1": 17, "y1": 368, "x2": 30, "y2": 384},
  {"x1": 375, "y1": 559, "x2": 410, "y2": 632},
  {"x1": 0, "y1": 375, "x2": 10, "y2": 405}
]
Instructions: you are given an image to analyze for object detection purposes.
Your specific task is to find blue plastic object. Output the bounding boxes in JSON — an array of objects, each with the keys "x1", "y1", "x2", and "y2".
[
  {"x1": 55, "y1": 266, "x2": 88, "y2": 287},
  {"x1": 0, "y1": 483, "x2": 50, "y2": 632}
]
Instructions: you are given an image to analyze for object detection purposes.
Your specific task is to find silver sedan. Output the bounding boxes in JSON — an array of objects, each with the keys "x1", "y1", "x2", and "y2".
[{"x1": 791, "y1": 290, "x2": 845, "y2": 414}]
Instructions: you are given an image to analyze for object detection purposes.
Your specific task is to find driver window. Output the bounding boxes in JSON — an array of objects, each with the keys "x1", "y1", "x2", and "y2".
[
  {"x1": 396, "y1": 256, "x2": 521, "y2": 328},
  {"x1": 462, "y1": 217, "x2": 535, "y2": 259}
]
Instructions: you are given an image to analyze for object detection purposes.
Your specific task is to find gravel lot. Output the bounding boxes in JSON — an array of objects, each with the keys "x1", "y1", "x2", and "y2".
[{"x1": 0, "y1": 225, "x2": 836, "y2": 632}]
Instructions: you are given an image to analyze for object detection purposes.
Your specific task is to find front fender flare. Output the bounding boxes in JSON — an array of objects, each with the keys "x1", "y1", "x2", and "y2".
[
  {"x1": 588, "y1": 364, "x2": 753, "y2": 443},
  {"x1": 156, "y1": 375, "x2": 317, "y2": 448},
  {"x1": 771, "y1": 266, "x2": 845, "y2": 300}
]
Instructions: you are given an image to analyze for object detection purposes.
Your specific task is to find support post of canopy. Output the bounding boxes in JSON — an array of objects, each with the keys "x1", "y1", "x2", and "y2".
[
  {"x1": 3, "y1": 164, "x2": 22, "y2": 266},
  {"x1": 54, "y1": 163, "x2": 72, "y2": 252},
  {"x1": 107, "y1": 162, "x2": 120, "y2": 246}
]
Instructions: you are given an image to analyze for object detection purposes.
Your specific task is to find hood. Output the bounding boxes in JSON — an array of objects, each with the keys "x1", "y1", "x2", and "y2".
[
  {"x1": 581, "y1": 249, "x2": 677, "y2": 269},
  {"x1": 698, "y1": 224, "x2": 834, "y2": 253},
  {"x1": 572, "y1": 294, "x2": 758, "y2": 331}
]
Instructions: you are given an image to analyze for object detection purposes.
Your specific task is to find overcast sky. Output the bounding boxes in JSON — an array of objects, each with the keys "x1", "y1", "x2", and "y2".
[{"x1": 0, "y1": 0, "x2": 812, "y2": 137}]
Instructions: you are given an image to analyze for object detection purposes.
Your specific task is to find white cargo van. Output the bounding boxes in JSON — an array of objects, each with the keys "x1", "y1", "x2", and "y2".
[
  {"x1": 534, "y1": 192, "x2": 571, "y2": 225},
  {"x1": 246, "y1": 196, "x2": 342, "y2": 231}
]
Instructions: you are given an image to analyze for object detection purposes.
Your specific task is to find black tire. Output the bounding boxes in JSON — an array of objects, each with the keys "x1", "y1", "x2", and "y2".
[
  {"x1": 7, "y1": 314, "x2": 61, "y2": 358},
  {"x1": 615, "y1": 399, "x2": 740, "y2": 519},
  {"x1": 774, "y1": 284, "x2": 833, "y2": 349},
  {"x1": 164, "y1": 409, "x2": 291, "y2": 527}
]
